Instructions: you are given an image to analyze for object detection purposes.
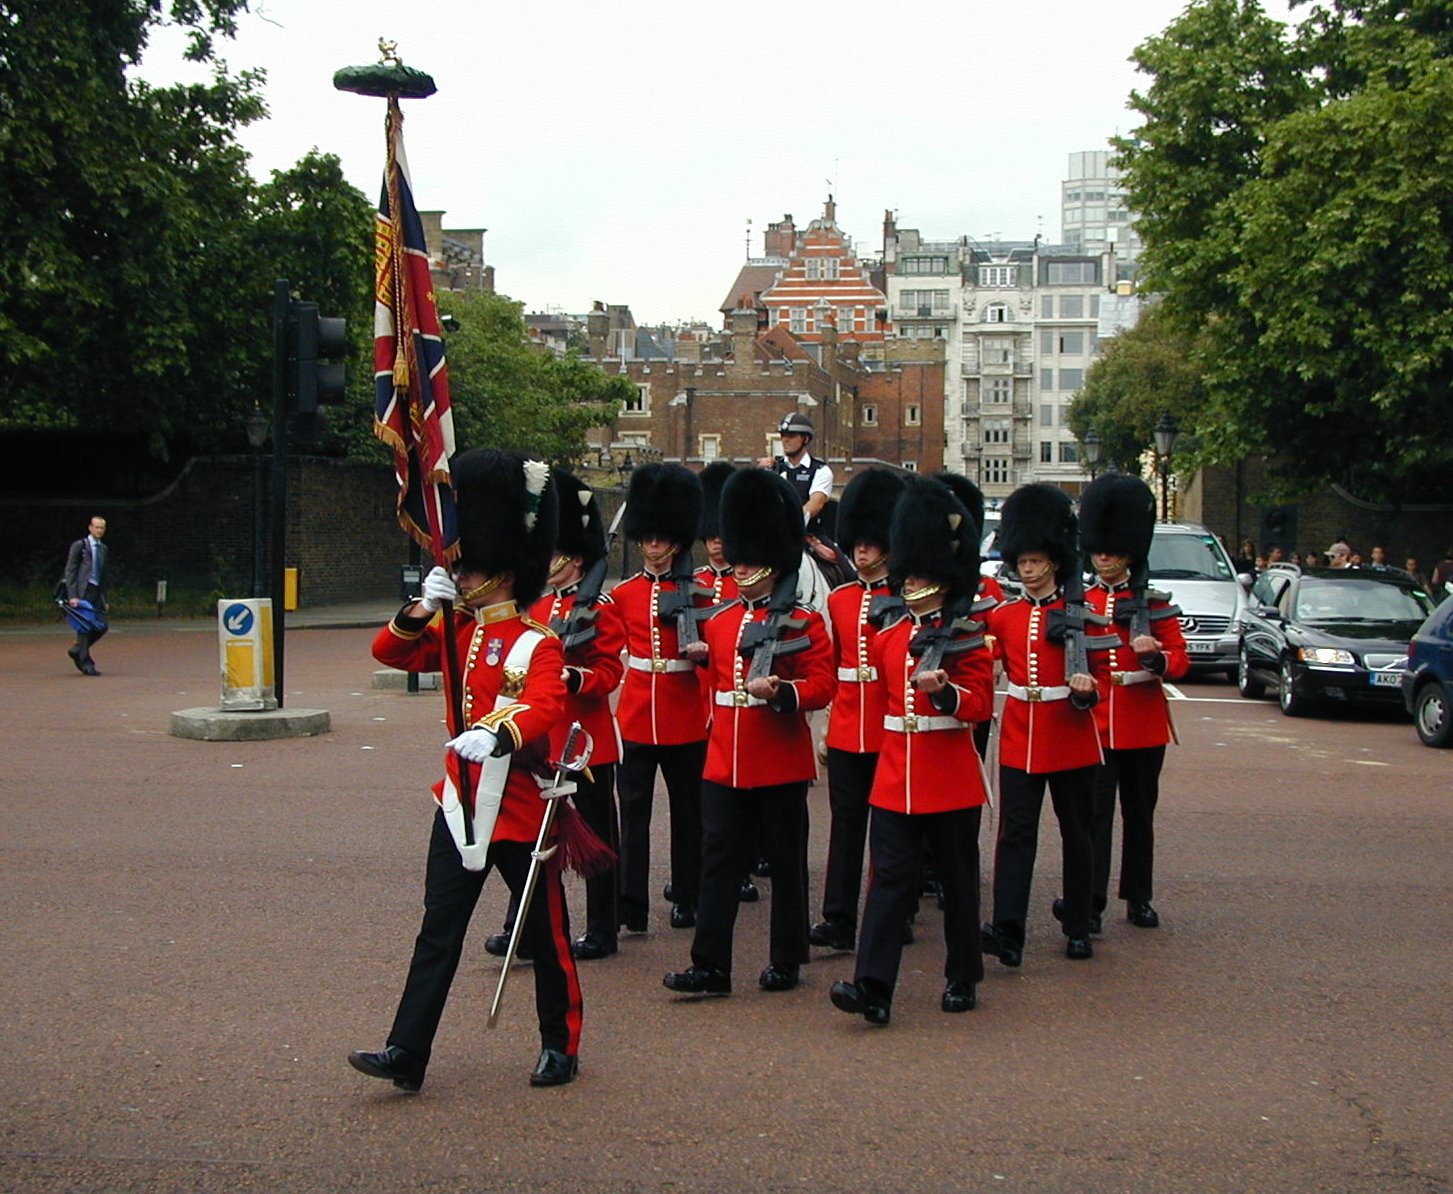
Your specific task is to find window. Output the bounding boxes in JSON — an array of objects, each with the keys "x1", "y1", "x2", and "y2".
[
  {"x1": 1060, "y1": 368, "x2": 1084, "y2": 390},
  {"x1": 982, "y1": 337, "x2": 1014, "y2": 364},
  {"x1": 902, "y1": 289, "x2": 950, "y2": 312},
  {"x1": 985, "y1": 377, "x2": 1012, "y2": 405},
  {"x1": 805, "y1": 257, "x2": 841, "y2": 281},
  {"x1": 700, "y1": 434, "x2": 720, "y2": 461},
  {"x1": 979, "y1": 265, "x2": 1017, "y2": 287},
  {"x1": 1059, "y1": 295, "x2": 1084, "y2": 318},
  {"x1": 838, "y1": 306, "x2": 855, "y2": 331},
  {"x1": 1058, "y1": 331, "x2": 1085, "y2": 354},
  {"x1": 861, "y1": 404, "x2": 878, "y2": 426},
  {"x1": 902, "y1": 461, "x2": 919, "y2": 472},
  {"x1": 789, "y1": 308, "x2": 807, "y2": 335},
  {"x1": 983, "y1": 457, "x2": 1011, "y2": 485},
  {"x1": 1044, "y1": 260, "x2": 1099, "y2": 285},
  {"x1": 983, "y1": 418, "x2": 1011, "y2": 445},
  {"x1": 1040, "y1": 404, "x2": 1054, "y2": 427},
  {"x1": 902, "y1": 256, "x2": 949, "y2": 274},
  {"x1": 1040, "y1": 442, "x2": 1053, "y2": 463},
  {"x1": 905, "y1": 405, "x2": 921, "y2": 426},
  {"x1": 1059, "y1": 442, "x2": 1079, "y2": 463},
  {"x1": 1040, "y1": 368, "x2": 1054, "y2": 390},
  {"x1": 1089, "y1": 294, "x2": 1100, "y2": 317},
  {"x1": 984, "y1": 303, "x2": 1011, "y2": 323},
  {"x1": 1040, "y1": 295, "x2": 1055, "y2": 318},
  {"x1": 624, "y1": 383, "x2": 650, "y2": 416}
]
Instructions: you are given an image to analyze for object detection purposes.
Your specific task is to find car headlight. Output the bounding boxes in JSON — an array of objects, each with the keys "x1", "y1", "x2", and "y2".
[{"x1": 1297, "y1": 647, "x2": 1355, "y2": 666}]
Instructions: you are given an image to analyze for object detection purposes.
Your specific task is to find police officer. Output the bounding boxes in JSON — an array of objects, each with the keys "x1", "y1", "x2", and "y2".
[{"x1": 760, "y1": 412, "x2": 834, "y2": 536}]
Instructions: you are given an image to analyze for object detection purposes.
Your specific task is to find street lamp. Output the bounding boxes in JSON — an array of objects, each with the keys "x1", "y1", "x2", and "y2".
[
  {"x1": 244, "y1": 407, "x2": 270, "y2": 596},
  {"x1": 617, "y1": 452, "x2": 635, "y2": 577},
  {"x1": 1083, "y1": 426, "x2": 1102, "y2": 480},
  {"x1": 1153, "y1": 412, "x2": 1180, "y2": 522}
]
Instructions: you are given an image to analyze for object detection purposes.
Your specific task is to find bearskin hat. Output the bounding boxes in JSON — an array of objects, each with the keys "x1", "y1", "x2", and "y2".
[
  {"x1": 836, "y1": 468, "x2": 906, "y2": 554},
  {"x1": 453, "y1": 448, "x2": 559, "y2": 605},
  {"x1": 1078, "y1": 473, "x2": 1155, "y2": 565},
  {"x1": 698, "y1": 461, "x2": 735, "y2": 541},
  {"x1": 998, "y1": 483, "x2": 1078, "y2": 576},
  {"x1": 623, "y1": 462, "x2": 702, "y2": 549},
  {"x1": 887, "y1": 475, "x2": 981, "y2": 601},
  {"x1": 931, "y1": 471, "x2": 986, "y2": 546},
  {"x1": 721, "y1": 467, "x2": 804, "y2": 575},
  {"x1": 551, "y1": 469, "x2": 606, "y2": 566}
]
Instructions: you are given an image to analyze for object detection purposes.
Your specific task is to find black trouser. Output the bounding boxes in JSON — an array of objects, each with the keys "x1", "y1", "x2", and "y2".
[
  {"x1": 991, "y1": 764, "x2": 1097, "y2": 943},
  {"x1": 690, "y1": 780, "x2": 810, "y2": 975},
  {"x1": 387, "y1": 811, "x2": 581, "y2": 1065},
  {"x1": 821, "y1": 748, "x2": 878, "y2": 927},
  {"x1": 617, "y1": 739, "x2": 706, "y2": 926},
  {"x1": 1092, "y1": 746, "x2": 1165, "y2": 909},
  {"x1": 857, "y1": 805, "x2": 983, "y2": 997}
]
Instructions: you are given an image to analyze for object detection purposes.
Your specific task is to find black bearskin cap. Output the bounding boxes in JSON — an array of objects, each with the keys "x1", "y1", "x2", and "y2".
[
  {"x1": 887, "y1": 475, "x2": 981, "y2": 601},
  {"x1": 698, "y1": 461, "x2": 735, "y2": 541},
  {"x1": 721, "y1": 468, "x2": 804, "y2": 575},
  {"x1": 999, "y1": 483, "x2": 1077, "y2": 576},
  {"x1": 1078, "y1": 473, "x2": 1155, "y2": 564},
  {"x1": 836, "y1": 468, "x2": 906, "y2": 553},
  {"x1": 931, "y1": 471, "x2": 986, "y2": 546},
  {"x1": 552, "y1": 469, "x2": 606, "y2": 566},
  {"x1": 453, "y1": 448, "x2": 559, "y2": 605},
  {"x1": 624, "y1": 463, "x2": 702, "y2": 549}
]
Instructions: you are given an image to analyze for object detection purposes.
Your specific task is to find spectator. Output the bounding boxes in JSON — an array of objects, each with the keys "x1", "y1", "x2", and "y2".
[
  {"x1": 1349, "y1": 551, "x2": 1364, "y2": 567},
  {"x1": 1326, "y1": 541, "x2": 1353, "y2": 568},
  {"x1": 1268, "y1": 545, "x2": 1285, "y2": 564},
  {"x1": 1304, "y1": 550, "x2": 1323, "y2": 567},
  {"x1": 1432, "y1": 549, "x2": 1453, "y2": 597},
  {"x1": 1254, "y1": 554, "x2": 1268, "y2": 572},
  {"x1": 1290, "y1": 551, "x2": 1303, "y2": 566},
  {"x1": 1368, "y1": 545, "x2": 1390, "y2": 571},
  {"x1": 1405, "y1": 557, "x2": 1427, "y2": 587},
  {"x1": 1234, "y1": 538, "x2": 1257, "y2": 574}
]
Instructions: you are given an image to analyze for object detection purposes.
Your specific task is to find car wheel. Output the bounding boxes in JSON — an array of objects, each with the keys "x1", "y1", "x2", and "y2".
[
  {"x1": 1414, "y1": 681, "x2": 1453, "y2": 747},
  {"x1": 1237, "y1": 644, "x2": 1266, "y2": 699},
  {"x1": 1278, "y1": 657, "x2": 1308, "y2": 717}
]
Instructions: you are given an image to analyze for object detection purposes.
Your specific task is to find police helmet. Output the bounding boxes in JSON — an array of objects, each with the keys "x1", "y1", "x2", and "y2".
[{"x1": 778, "y1": 412, "x2": 814, "y2": 439}]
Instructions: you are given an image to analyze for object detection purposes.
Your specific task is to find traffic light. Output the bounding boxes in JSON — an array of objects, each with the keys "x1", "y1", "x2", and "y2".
[{"x1": 288, "y1": 301, "x2": 348, "y2": 415}]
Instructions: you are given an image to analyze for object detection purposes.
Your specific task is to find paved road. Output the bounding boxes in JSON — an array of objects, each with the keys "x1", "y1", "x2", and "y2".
[{"x1": 2, "y1": 621, "x2": 1449, "y2": 1192}]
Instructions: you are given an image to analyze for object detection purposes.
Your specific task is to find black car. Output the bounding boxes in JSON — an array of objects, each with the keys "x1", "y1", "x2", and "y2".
[
  {"x1": 1402, "y1": 597, "x2": 1453, "y2": 747},
  {"x1": 1236, "y1": 564, "x2": 1438, "y2": 717}
]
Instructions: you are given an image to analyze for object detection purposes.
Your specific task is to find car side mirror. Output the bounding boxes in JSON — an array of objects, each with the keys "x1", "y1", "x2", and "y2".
[
  {"x1": 1237, "y1": 572, "x2": 1254, "y2": 591},
  {"x1": 1255, "y1": 604, "x2": 1282, "y2": 620}
]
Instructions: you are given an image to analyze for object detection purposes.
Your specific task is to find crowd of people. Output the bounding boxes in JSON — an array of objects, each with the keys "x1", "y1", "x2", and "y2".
[
  {"x1": 346, "y1": 416, "x2": 1197, "y2": 1094},
  {"x1": 1234, "y1": 537, "x2": 1453, "y2": 594}
]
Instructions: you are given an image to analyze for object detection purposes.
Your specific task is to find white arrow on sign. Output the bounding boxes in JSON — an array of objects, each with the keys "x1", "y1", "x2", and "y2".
[{"x1": 226, "y1": 608, "x2": 251, "y2": 633}]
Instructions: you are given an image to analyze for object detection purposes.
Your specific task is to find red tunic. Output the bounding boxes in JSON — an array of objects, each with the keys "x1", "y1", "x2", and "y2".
[
  {"x1": 700, "y1": 599, "x2": 835, "y2": 789},
  {"x1": 694, "y1": 564, "x2": 739, "y2": 605},
  {"x1": 528, "y1": 587, "x2": 626, "y2": 766},
  {"x1": 611, "y1": 570, "x2": 712, "y2": 746},
  {"x1": 868, "y1": 612, "x2": 995, "y2": 815},
  {"x1": 825, "y1": 579, "x2": 893, "y2": 754},
  {"x1": 1085, "y1": 581, "x2": 1190, "y2": 751},
  {"x1": 372, "y1": 603, "x2": 567, "y2": 843},
  {"x1": 986, "y1": 594, "x2": 1108, "y2": 774}
]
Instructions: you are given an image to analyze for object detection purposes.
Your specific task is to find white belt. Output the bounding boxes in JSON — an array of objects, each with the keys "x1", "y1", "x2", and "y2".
[
  {"x1": 627, "y1": 655, "x2": 694, "y2": 674},
  {"x1": 883, "y1": 714, "x2": 961, "y2": 733},
  {"x1": 1110, "y1": 670, "x2": 1156, "y2": 686},
  {"x1": 1006, "y1": 683, "x2": 1072, "y2": 703},
  {"x1": 837, "y1": 665, "x2": 878, "y2": 682},
  {"x1": 715, "y1": 689, "x2": 767, "y2": 708}
]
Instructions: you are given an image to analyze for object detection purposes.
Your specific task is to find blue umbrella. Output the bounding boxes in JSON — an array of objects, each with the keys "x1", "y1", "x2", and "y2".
[{"x1": 56, "y1": 596, "x2": 107, "y2": 636}]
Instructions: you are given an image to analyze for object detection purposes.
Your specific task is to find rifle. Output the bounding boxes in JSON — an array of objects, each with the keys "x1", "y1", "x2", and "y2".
[
  {"x1": 549, "y1": 556, "x2": 610, "y2": 652},
  {"x1": 655, "y1": 554, "x2": 718, "y2": 650},
  {"x1": 1116, "y1": 559, "x2": 1182, "y2": 640},
  {"x1": 1048, "y1": 567, "x2": 1118, "y2": 708},
  {"x1": 738, "y1": 570, "x2": 811, "y2": 686},
  {"x1": 907, "y1": 599, "x2": 986, "y2": 682}
]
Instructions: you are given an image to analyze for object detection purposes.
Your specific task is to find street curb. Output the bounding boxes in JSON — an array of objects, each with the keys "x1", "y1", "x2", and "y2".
[{"x1": 169, "y1": 707, "x2": 331, "y2": 741}]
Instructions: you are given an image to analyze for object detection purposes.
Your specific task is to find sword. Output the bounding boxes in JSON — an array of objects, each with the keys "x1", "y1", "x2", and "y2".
[{"x1": 487, "y1": 722, "x2": 593, "y2": 1030}]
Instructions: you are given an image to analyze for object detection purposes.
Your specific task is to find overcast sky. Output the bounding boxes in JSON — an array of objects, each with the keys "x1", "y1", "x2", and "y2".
[{"x1": 141, "y1": 0, "x2": 1300, "y2": 325}]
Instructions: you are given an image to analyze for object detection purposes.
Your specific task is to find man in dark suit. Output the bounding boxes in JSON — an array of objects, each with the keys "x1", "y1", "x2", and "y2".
[{"x1": 63, "y1": 516, "x2": 109, "y2": 676}]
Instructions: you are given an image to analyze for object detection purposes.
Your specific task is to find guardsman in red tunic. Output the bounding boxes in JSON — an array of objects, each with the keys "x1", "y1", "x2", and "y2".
[
  {"x1": 349, "y1": 449, "x2": 583, "y2": 1091},
  {"x1": 1077, "y1": 474, "x2": 1190, "y2": 932},
  {"x1": 830, "y1": 476, "x2": 995, "y2": 1025},
  {"x1": 982, "y1": 484, "x2": 1115, "y2": 967},
  {"x1": 612, "y1": 464, "x2": 712, "y2": 932},
  {"x1": 663, "y1": 469, "x2": 834, "y2": 997},
  {"x1": 812, "y1": 467, "x2": 908, "y2": 952}
]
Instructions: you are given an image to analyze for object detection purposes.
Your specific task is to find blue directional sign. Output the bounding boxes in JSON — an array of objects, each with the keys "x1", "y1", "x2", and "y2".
[{"x1": 223, "y1": 603, "x2": 255, "y2": 636}]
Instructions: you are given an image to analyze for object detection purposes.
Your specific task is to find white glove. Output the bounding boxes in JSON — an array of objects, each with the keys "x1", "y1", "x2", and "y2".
[
  {"x1": 446, "y1": 727, "x2": 498, "y2": 762},
  {"x1": 420, "y1": 566, "x2": 458, "y2": 613}
]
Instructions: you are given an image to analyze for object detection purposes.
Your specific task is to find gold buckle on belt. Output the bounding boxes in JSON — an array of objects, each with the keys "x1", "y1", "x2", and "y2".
[
  {"x1": 1024, "y1": 686, "x2": 1043, "y2": 702},
  {"x1": 901, "y1": 714, "x2": 918, "y2": 732},
  {"x1": 650, "y1": 658, "x2": 667, "y2": 673},
  {"x1": 732, "y1": 690, "x2": 750, "y2": 706},
  {"x1": 857, "y1": 666, "x2": 873, "y2": 680},
  {"x1": 1111, "y1": 672, "x2": 1126, "y2": 686}
]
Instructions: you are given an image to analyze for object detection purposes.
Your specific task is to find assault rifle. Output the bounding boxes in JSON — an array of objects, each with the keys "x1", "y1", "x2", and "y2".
[
  {"x1": 549, "y1": 556, "x2": 610, "y2": 652},
  {"x1": 738, "y1": 570, "x2": 811, "y2": 685}
]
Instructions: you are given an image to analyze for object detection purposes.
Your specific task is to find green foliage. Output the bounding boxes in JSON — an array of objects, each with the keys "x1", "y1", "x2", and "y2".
[{"x1": 1115, "y1": 0, "x2": 1453, "y2": 500}]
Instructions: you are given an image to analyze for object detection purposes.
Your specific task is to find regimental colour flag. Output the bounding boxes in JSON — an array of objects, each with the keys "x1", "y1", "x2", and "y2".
[{"x1": 373, "y1": 97, "x2": 459, "y2": 564}]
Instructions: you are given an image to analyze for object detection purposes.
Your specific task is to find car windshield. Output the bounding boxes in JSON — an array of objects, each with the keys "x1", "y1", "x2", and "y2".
[
  {"x1": 1147, "y1": 533, "x2": 1235, "y2": 581},
  {"x1": 1293, "y1": 577, "x2": 1435, "y2": 623}
]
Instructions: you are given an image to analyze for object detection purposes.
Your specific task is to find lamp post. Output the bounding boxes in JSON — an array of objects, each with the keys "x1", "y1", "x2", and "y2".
[
  {"x1": 617, "y1": 452, "x2": 634, "y2": 577},
  {"x1": 1083, "y1": 426, "x2": 1102, "y2": 480},
  {"x1": 244, "y1": 406, "x2": 270, "y2": 597},
  {"x1": 1153, "y1": 413, "x2": 1180, "y2": 522}
]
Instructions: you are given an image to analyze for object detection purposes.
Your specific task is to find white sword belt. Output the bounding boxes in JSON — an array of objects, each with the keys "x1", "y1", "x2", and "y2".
[
  {"x1": 837, "y1": 665, "x2": 879, "y2": 682},
  {"x1": 627, "y1": 655, "x2": 694, "y2": 673},
  {"x1": 1005, "y1": 683, "x2": 1073, "y2": 703},
  {"x1": 883, "y1": 714, "x2": 961, "y2": 733},
  {"x1": 1110, "y1": 669, "x2": 1157, "y2": 686},
  {"x1": 714, "y1": 689, "x2": 768, "y2": 708}
]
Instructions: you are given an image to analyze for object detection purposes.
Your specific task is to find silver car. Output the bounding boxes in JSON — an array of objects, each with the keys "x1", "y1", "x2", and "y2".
[{"x1": 1147, "y1": 523, "x2": 1249, "y2": 679}]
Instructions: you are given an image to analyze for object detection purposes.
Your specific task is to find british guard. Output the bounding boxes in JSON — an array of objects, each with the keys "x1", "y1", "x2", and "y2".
[
  {"x1": 663, "y1": 468, "x2": 834, "y2": 996},
  {"x1": 695, "y1": 460, "x2": 739, "y2": 605},
  {"x1": 613, "y1": 463, "x2": 713, "y2": 931},
  {"x1": 811, "y1": 467, "x2": 908, "y2": 952},
  {"x1": 829, "y1": 476, "x2": 995, "y2": 1024},
  {"x1": 982, "y1": 484, "x2": 1115, "y2": 966},
  {"x1": 1077, "y1": 473, "x2": 1189, "y2": 931},
  {"x1": 350, "y1": 448, "x2": 584, "y2": 1090}
]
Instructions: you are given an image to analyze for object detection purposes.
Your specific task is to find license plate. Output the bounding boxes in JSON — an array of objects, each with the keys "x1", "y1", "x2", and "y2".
[
  {"x1": 1186, "y1": 640, "x2": 1217, "y2": 655},
  {"x1": 1370, "y1": 671, "x2": 1403, "y2": 688}
]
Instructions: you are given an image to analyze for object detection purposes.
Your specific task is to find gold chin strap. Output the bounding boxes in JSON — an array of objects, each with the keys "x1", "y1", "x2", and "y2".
[
  {"x1": 547, "y1": 555, "x2": 572, "y2": 581},
  {"x1": 904, "y1": 581, "x2": 943, "y2": 603},
  {"x1": 460, "y1": 573, "x2": 506, "y2": 605},
  {"x1": 738, "y1": 565, "x2": 773, "y2": 588}
]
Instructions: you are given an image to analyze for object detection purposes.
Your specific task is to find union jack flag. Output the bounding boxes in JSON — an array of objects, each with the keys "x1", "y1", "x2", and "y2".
[{"x1": 373, "y1": 97, "x2": 458, "y2": 564}]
